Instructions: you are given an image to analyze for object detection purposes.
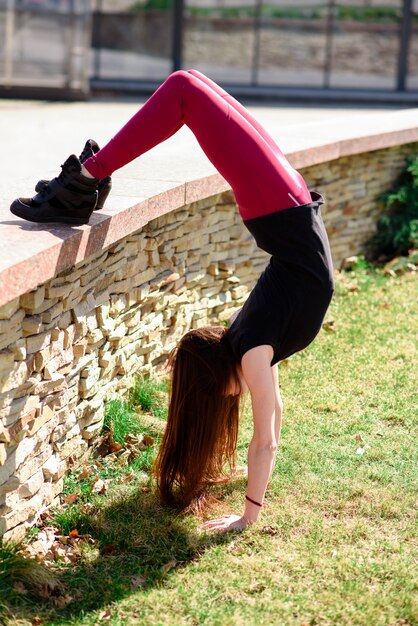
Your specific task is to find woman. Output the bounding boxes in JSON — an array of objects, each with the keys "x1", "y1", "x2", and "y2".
[{"x1": 10, "y1": 70, "x2": 334, "y2": 532}]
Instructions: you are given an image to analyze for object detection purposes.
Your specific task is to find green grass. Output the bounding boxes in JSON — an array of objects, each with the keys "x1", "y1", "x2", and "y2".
[{"x1": 1, "y1": 263, "x2": 417, "y2": 626}]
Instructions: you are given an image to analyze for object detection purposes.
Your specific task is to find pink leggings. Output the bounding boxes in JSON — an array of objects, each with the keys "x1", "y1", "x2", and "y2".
[{"x1": 84, "y1": 69, "x2": 311, "y2": 221}]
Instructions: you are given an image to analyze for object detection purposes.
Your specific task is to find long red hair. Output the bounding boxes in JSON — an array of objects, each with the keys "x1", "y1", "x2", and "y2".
[{"x1": 154, "y1": 326, "x2": 241, "y2": 509}]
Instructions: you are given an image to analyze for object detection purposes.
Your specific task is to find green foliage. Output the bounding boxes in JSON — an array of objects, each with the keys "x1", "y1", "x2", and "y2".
[
  {"x1": 0, "y1": 540, "x2": 57, "y2": 607},
  {"x1": 129, "y1": 375, "x2": 168, "y2": 418},
  {"x1": 130, "y1": 0, "x2": 173, "y2": 12},
  {"x1": 367, "y1": 155, "x2": 418, "y2": 260},
  {"x1": 102, "y1": 377, "x2": 167, "y2": 447},
  {"x1": 129, "y1": 0, "x2": 404, "y2": 22},
  {"x1": 2, "y1": 271, "x2": 417, "y2": 625},
  {"x1": 103, "y1": 397, "x2": 141, "y2": 445},
  {"x1": 50, "y1": 509, "x2": 95, "y2": 538},
  {"x1": 336, "y1": 5, "x2": 401, "y2": 23}
]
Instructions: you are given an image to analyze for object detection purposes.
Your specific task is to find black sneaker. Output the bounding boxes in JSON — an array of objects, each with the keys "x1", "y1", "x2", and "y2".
[
  {"x1": 35, "y1": 139, "x2": 112, "y2": 211},
  {"x1": 10, "y1": 155, "x2": 99, "y2": 225}
]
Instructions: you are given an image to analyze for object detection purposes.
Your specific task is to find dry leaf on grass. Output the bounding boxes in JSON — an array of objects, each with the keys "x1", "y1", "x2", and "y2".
[
  {"x1": 26, "y1": 526, "x2": 59, "y2": 559},
  {"x1": 101, "y1": 544, "x2": 118, "y2": 555},
  {"x1": 322, "y1": 318, "x2": 337, "y2": 332},
  {"x1": 98, "y1": 609, "x2": 112, "y2": 621},
  {"x1": 50, "y1": 541, "x2": 81, "y2": 565},
  {"x1": 95, "y1": 429, "x2": 154, "y2": 463},
  {"x1": 62, "y1": 493, "x2": 78, "y2": 505},
  {"x1": 79, "y1": 465, "x2": 90, "y2": 479},
  {"x1": 142, "y1": 434, "x2": 154, "y2": 447},
  {"x1": 90, "y1": 477, "x2": 112, "y2": 495},
  {"x1": 131, "y1": 575, "x2": 147, "y2": 589},
  {"x1": 161, "y1": 559, "x2": 177, "y2": 573},
  {"x1": 109, "y1": 441, "x2": 123, "y2": 454},
  {"x1": 53, "y1": 594, "x2": 73, "y2": 609}
]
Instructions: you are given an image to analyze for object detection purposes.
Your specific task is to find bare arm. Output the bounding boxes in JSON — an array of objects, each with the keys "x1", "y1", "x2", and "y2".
[
  {"x1": 202, "y1": 344, "x2": 281, "y2": 532},
  {"x1": 242, "y1": 345, "x2": 278, "y2": 523}
]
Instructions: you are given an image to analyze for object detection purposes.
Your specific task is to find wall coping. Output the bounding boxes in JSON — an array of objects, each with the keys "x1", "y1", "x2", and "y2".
[{"x1": 1, "y1": 107, "x2": 418, "y2": 308}]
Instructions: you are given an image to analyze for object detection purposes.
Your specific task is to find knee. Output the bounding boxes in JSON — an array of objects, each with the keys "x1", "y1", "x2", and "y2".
[{"x1": 168, "y1": 70, "x2": 192, "y2": 85}]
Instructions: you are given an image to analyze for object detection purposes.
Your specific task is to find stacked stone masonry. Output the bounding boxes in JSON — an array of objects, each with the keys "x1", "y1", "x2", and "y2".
[{"x1": 1, "y1": 143, "x2": 417, "y2": 541}]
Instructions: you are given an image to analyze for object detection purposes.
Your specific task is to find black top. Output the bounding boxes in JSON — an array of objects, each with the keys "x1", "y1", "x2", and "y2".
[{"x1": 225, "y1": 193, "x2": 334, "y2": 365}]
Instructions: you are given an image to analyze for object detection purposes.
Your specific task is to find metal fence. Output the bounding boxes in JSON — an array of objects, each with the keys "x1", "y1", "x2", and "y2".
[
  {"x1": 90, "y1": 0, "x2": 418, "y2": 98},
  {"x1": 1, "y1": 0, "x2": 417, "y2": 98},
  {"x1": 0, "y1": 0, "x2": 91, "y2": 96}
]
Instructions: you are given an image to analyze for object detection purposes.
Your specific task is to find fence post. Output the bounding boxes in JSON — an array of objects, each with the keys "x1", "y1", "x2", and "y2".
[
  {"x1": 172, "y1": 0, "x2": 184, "y2": 72},
  {"x1": 4, "y1": 0, "x2": 15, "y2": 87},
  {"x1": 397, "y1": 0, "x2": 413, "y2": 91}
]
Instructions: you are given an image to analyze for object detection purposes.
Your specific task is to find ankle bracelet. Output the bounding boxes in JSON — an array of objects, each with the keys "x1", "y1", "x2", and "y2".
[{"x1": 245, "y1": 495, "x2": 263, "y2": 507}]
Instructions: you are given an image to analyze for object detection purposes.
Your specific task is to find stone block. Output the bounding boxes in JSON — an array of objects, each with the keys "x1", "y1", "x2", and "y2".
[
  {"x1": 80, "y1": 266, "x2": 102, "y2": 287},
  {"x1": 79, "y1": 378, "x2": 100, "y2": 400},
  {"x1": 45, "y1": 280, "x2": 74, "y2": 299},
  {"x1": 1, "y1": 395, "x2": 40, "y2": 426},
  {"x1": 84, "y1": 311, "x2": 98, "y2": 333},
  {"x1": 108, "y1": 322, "x2": 127, "y2": 342},
  {"x1": 32, "y1": 374, "x2": 66, "y2": 398},
  {"x1": 41, "y1": 453, "x2": 60, "y2": 478},
  {"x1": 28, "y1": 404, "x2": 55, "y2": 437},
  {"x1": 0, "y1": 349, "x2": 14, "y2": 374},
  {"x1": 110, "y1": 278, "x2": 131, "y2": 294},
  {"x1": 55, "y1": 310, "x2": 72, "y2": 331},
  {"x1": 231, "y1": 285, "x2": 248, "y2": 300},
  {"x1": 0, "y1": 491, "x2": 42, "y2": 534},
  {"x1": 53, "y1": 435, "x2": 87, "y2": 460},
  {"x1": 0, "y1": 475, "x2": 20, "y2": 496},
  {"x1": 0, "y1": 298, "x2": 20, "y2": 320},
  {"x1": 72, "y1": 293, "x2": 96, "y2": 324},
  {"x1": 41, "y1": 301, "x2": 64, "y2": 324},
  {"x1": 87, "y1": 328, "x2": 104, "y2": 344},
  {"x1": 26, "y1": 331, "x2": 52, "y2": 355},
  {"x1": 82, "y1": 420, "x2": 103, "y2": 440},
  {"x1": 14, "y1": 445, "x2": 53, "y2": 485},
  {"x1": 109, "y1": 294, "x2": 128, "y2": 317},
  {"x1": 20, "y1": 286, "x2": 45, "y2": 311},
  {"x1": 0, "y1": 361, "x2": 29, "y2": 394},
  {"x1": 126, "y1": 253, "x2": 149, "y2": 277},
  {"x1": 1, "y1": 409, "x2": 37, "y2": 443},
  {"x1": 148, "y1": 249, "x2": 160, "y2": 266},
  {"x1": 50, "y1": 417, "x2": 78, "y2": 443},
  {"x1": 23, "y1": 317, "x2": 45, "y2": 338},
  {"x1": 73, "y1": 339, "x2": 88, "y2": 360},
  {"x1": 0, "y1": 491, "x2": 17, "y2": 516},
  {"x1": 0, "y1": 443, "x2": 7, "y2": 466},
  {"x1": 2, "y1": 522, "x2": 28, "y2": 543},
  {"x1": 0, "y1": 328, "x2": 23, "y2": 354},
  {"x1": 11, "y1": 339, "x2": 27, "y2": 361},
  {"x1": 18, "y1": 468, "x2": 44, "y2": 498}
]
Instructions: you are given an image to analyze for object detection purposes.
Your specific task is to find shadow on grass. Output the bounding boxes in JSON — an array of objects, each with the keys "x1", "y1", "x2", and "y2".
[{"x1": 5, "y1": 484, "x2": 238, "y2": 624}]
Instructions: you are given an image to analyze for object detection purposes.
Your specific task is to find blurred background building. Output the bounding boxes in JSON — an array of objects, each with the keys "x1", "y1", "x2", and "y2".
[{"x1": 0, "y1": 0, "x2": 417, "y2": 101}]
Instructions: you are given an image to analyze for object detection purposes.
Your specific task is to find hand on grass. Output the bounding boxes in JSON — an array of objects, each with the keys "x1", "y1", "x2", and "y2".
[{"x1": 201, "y1": 514, "x2": 250, "y2": 533}]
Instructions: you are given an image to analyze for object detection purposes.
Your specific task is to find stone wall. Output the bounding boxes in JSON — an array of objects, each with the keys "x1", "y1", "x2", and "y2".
[{"x1": 1, "y1": 142, "x2": 417, "y2": 542}]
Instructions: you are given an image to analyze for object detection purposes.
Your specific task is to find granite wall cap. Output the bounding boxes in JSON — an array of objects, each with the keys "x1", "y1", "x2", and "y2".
[{"x1": 1, "y1": 108, "x2": 418, "y2": 308}]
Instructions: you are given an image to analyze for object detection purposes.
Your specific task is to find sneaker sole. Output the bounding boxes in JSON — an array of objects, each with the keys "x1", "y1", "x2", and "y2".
[{"x1": 10, "y1": 199, "x2": 92, "y2": 225}]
